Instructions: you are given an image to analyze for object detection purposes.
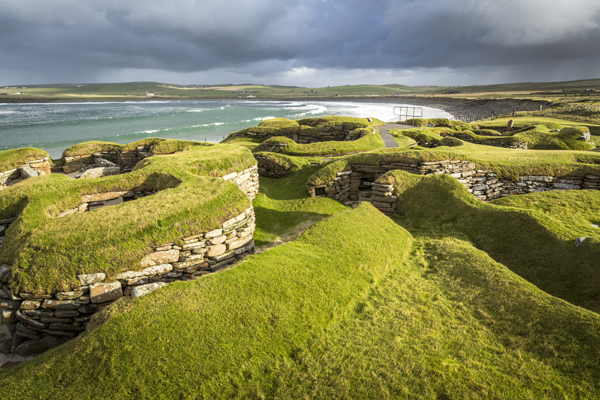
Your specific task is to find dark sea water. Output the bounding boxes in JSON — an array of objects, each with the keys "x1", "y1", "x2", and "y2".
[{"x1": 0, "y1": 100, "x2": 452, "y2": 158}]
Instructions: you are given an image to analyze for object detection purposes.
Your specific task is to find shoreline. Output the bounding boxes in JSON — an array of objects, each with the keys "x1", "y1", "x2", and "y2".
[{"x1": 0, "y1": 95, "x2": 548, "y2": 122}]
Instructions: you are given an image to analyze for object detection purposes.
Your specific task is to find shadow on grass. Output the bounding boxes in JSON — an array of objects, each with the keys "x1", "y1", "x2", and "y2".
[{"x1": 389, "y1": 172, "x2": 600, "y2": 313}]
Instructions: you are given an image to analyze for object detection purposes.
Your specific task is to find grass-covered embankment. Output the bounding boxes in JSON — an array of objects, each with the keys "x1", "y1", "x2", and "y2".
[
  {"x1": 62, "y1": 138, "x2": 212, "y2": 157},
  {"x1": 0, "y1": 143, "x2": 255, "y2": 294},
  {"x1": 2, "y1": 202, "x2": 600, "y2": 398},
  {"x1": 257, "y1": 129, "x2": 385, "y2": 156},
  {"x1": 402, "y1": 117, "x2": 597, "y2": 150},
  {"x1": 223, "y1": 116, "x2": 386, "y2": 156},
  {"x1": 380, "y1": 169, "x2": 600, "y2": 311},
  {"x1": 0, "y1": 147, "x2": 50, "y2": 172},
  {"x1": 0, "y1": 203, "x2": 415, "y2": 398}
]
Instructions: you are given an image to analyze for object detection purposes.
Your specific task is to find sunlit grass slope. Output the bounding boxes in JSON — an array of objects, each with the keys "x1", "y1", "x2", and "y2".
[
  {"x1": 381, "y1": 170, "x2": 600, "y2": 312},
  {"x1": 0, "y1": 147, "x2": 50, "y2": 172},
  {"x1": 2, "y1": 202, "x2": 600, "y2": 398},
  {"x1": 0, "y1": 203, "x2": 414, "y2": 398}
]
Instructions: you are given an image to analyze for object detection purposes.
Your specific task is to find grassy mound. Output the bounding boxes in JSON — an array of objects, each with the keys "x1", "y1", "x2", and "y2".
[
  {"x1": 0, "y1": 143, "x2": 255, "y2": 294},
  {"x1": 405, "y1": 118, "x2": 470, "y2": 128},
  {"x1": 390, "y1": 128, "x2": 464, "y2": 148},
  {"x1": 62, "y1": 141, "x2": 122, "y2": 157},
  {"x1": 258, "y1": 118, "x2": 299, "y2": 128},
  {"x1": 3, "y1": 201, "x2": 600, "y2": 398},
  {"x1": 296, "y1": 116, "x2": 385, "y2": 128},
  {"x1": 0, "y1": 147, "x2": 50, "y2": 172},
  {"x1": 257, "y1": 128, "x2": 384, "y2": 156},
  {"x1": 476, "y1": 116, "x2": 598, "y2": 150},
  {"x1": 440, "y1": 129, "x2": 528, "y2": 147},
  {"x1": 224, "y1": 116, "x2": 385, "y2": 144},
  {"x1": 381, "y1": 169, "x2": 600, "y2": 312},
  {"x1": 62, "y1": 138, "x2": 211, "y2": 157}
]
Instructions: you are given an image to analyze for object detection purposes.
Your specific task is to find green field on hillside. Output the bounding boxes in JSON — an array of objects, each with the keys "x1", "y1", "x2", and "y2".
[{"x1": 3, "y1": 78, "x2": 600, "y2": 102}]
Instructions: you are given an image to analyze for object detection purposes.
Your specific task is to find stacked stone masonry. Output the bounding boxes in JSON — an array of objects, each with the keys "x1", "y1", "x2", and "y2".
[
  {"x1": 62, "y1": 146, "x2": 152, "y2": 174},
  {"x1": 258, "y1": 141, "x2": 289, "y2": 153},
  {"x1": 222, "y1": 165, "x2": 260, "y2": 200},
  {"x1": 237, "y1": 124, "x2": 364, "y2": 144},
  {"x1": 0, "y1": 207, "x2": 256, "y2": 355},
  {"x1": 255, "y1": 155, "x2": 291, "y2": 178},
  {"x1": 307, "y1": 160, "x2": 600, "y2": 215},
  {"x1": 0, "y1": 157, "x2": 52, "y2": 189}
]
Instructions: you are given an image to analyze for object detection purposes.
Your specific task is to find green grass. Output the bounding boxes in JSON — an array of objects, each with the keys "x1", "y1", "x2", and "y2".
[
  {"x1": 218, "y1": 136, "x2": 265, "y2": 151},
  {"x1": 252, "y1": 161, "x2": 348, "y2": 247},
  {"x1": 225, "y1": 116, "x2": 384, "y2": 143},
  {"x1": 0, "y1": 147, "x2": 50, "y2": 172},
  {"x1": 257, "y1": 118, "x2": 299, "y2": 128},
  {"x1": 62, "y1": 141, "x2": 123, "y2": 157},
  {"x1": 405, "y1": 118, "x2": 471, "y2": 128},
  {"x1": 0, "y1": 203, "x2": 415, "y2": 398},
  {"x1": 403, "y1": 116, "x2": 595, "y2": 150},
  {"x1": 225, "y1": 116, "x2": 386, "y2": 156},
  {"x1": 478, "y1": 116, "x2": 600, "y2": 148},
  {"x1": 391, "y1": 127, "x2": 443, "y2": 145},
  {"x1": 3, "y1": 201, "x2": 600, "y2": 398},
  {"x1": 0, "y1": 143, "x2": 255, "y2": 294},
  {"x1": 4, "y1": 111, "x2": 600, "y2": 397},
  {"x1": 491, "y1": 190, "x2": 600, "y2": 241},
  {"x1": 257, "y1": 129, "x2": 385, "y2": 156},
  {"x1": 381, "y1": 169, "x2": 600, "y2": 312},
  {"x1": 62, "y1": 138, "x2": 211, "y2": 157}
]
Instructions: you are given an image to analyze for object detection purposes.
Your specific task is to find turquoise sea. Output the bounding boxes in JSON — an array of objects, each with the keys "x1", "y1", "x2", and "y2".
[{"x1": 0, "y1": 100, "x2": 451, "y2": 158}]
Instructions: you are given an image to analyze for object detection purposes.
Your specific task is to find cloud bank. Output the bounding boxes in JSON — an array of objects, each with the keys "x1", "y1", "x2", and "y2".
[{"x1": 1, "y1": 0, "x2": 599, "y2": 86}]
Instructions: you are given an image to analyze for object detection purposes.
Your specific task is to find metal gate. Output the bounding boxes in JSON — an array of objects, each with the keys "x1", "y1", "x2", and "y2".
[{"x1": 393, "y1": 106, "x2": 423, "y2": 123}]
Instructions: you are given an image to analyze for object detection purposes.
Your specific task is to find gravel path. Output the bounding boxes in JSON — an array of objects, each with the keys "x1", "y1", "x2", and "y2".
[{"x1": 377, "y1": 123, "x2": 415, "y2": 148}]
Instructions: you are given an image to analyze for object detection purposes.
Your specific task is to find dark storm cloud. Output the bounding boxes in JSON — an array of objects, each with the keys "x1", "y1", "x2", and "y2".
[{"x1": 1, "y1": 0, "x2": 599, "y2": 85}]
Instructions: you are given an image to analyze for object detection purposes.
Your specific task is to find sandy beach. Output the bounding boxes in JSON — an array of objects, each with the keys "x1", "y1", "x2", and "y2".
[{"x1": 0, "y1": 95, "x2": 548, "y2": 122}]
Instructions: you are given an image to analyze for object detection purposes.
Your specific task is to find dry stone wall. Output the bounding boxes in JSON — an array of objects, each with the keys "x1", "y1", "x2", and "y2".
[
  {"x1": 222, "y1": 165, "x2": 259, "y2": 200},
  {"x1": 62, "y1": 145, "x2": 153, "y2": 174},
  {"x1": 307, "y1": 159, "x2": 600, "y2": 213},
  {"x1": 235, "y1": 124, "x2": 364, "y2": 144},
  {"x1": 255, "y1": 155, "x2": 291, "y2": 178},
  {"x1": 0, "y1": 206, "x2": 255, "y2": 356},
  {"x1": 0, "y1": 157, "x2": 52, "y2": 189}
]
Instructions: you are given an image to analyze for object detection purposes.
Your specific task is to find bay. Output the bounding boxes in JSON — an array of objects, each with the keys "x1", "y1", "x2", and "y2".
[{"x1": 0, "y1": 100, "x2": 452, "y2": 158}]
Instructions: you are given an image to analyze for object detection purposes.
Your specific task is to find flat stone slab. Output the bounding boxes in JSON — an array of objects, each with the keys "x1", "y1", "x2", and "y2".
[
  {"x1": 90, "y1": 281, "x2": 123, "y2": 304},
  {"x1": 130, "y1": 283, "x2": 168, "y2": 299}
]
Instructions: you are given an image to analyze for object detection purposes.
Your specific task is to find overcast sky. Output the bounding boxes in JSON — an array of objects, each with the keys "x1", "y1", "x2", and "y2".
[{"x1": 1, "y1": 0, "x2": 599, "y2": 87}]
